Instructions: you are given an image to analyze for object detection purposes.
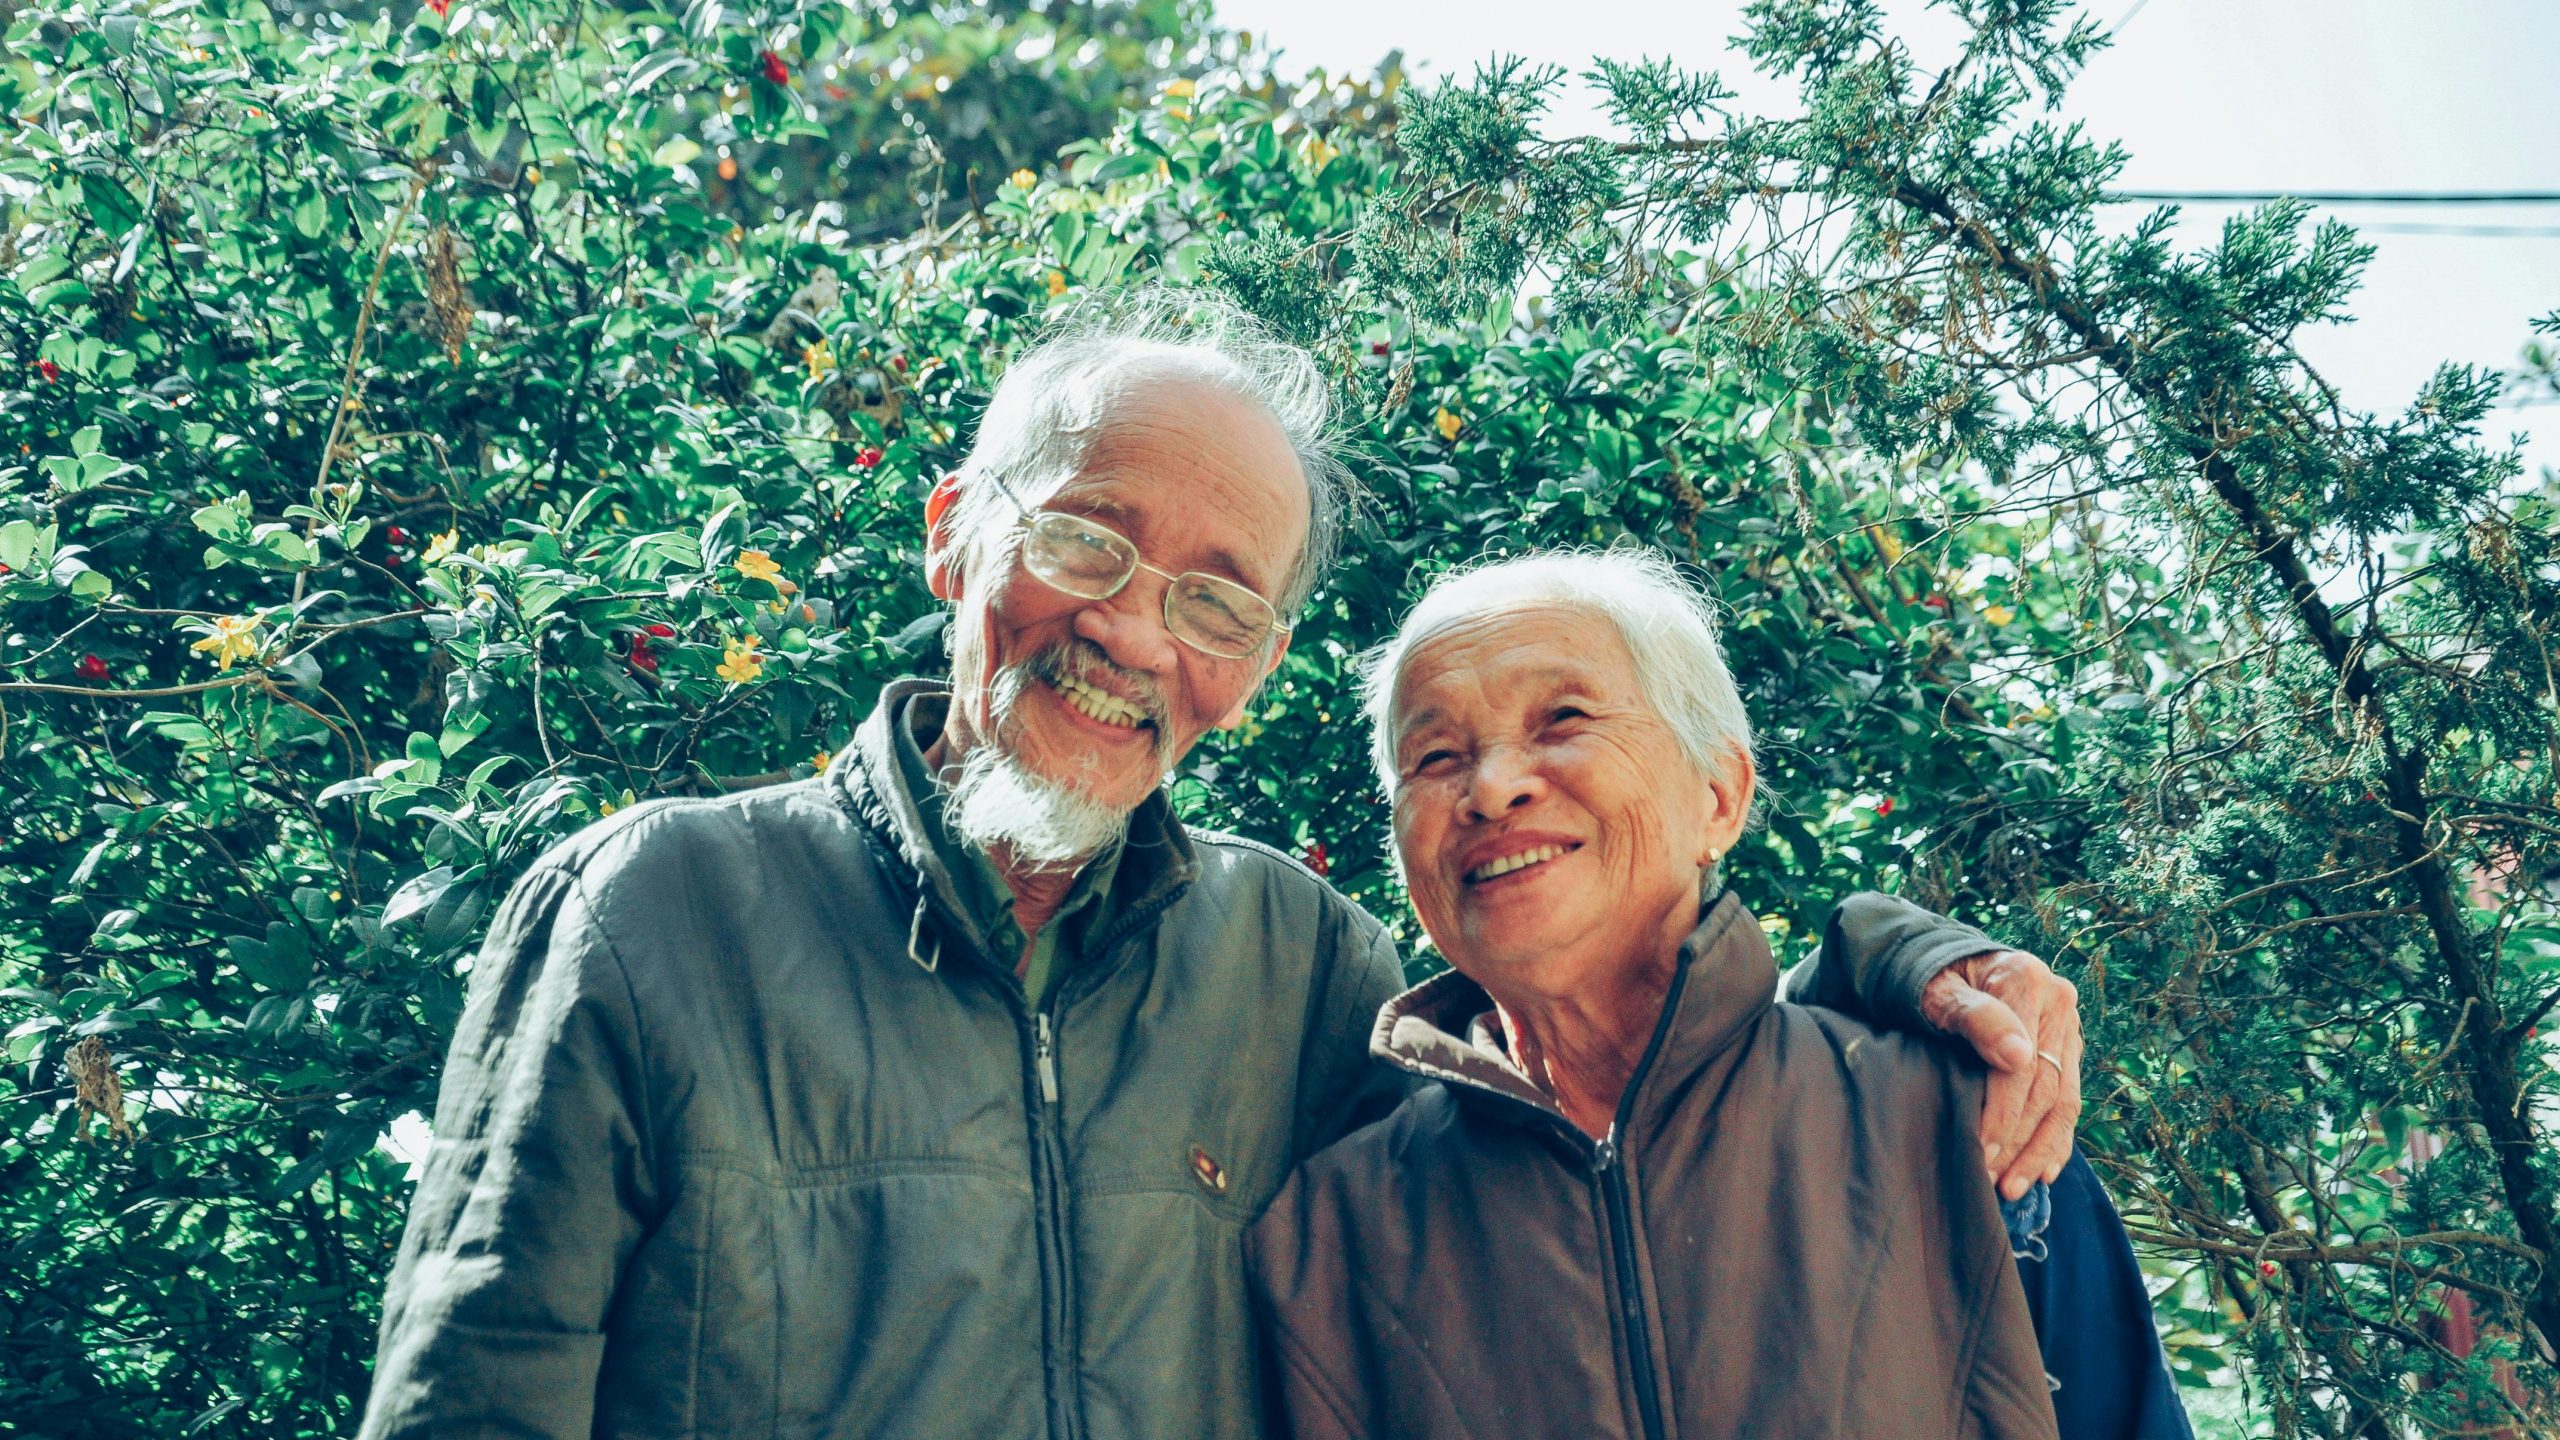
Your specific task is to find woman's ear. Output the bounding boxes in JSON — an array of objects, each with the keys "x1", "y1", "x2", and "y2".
[
  {"x1": 923, "y1": 473, "x2": 966, "y2": 601},
  {"x1": 1699, "y1": 747, "x2": 1756, "y2": 867}
]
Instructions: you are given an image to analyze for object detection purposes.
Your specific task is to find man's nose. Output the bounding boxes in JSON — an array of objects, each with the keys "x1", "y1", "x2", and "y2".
[
  {"x1": 1071, "y1": 576, "x2": 1181, "y2": 678},
  {"x1": 1461, "y1": 746, "x2": 1546, "y2": 822}
]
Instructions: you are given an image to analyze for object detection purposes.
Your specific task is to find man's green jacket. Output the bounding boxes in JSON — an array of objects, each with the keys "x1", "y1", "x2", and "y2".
[{"x1": 360, "y1": 680, "x2": 1998, "y2": 1440}]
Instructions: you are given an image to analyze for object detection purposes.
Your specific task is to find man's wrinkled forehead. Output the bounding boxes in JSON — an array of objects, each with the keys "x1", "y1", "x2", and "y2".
[{"x1": 1044, "y1": 397, "x2": 1306, "y2": 596}]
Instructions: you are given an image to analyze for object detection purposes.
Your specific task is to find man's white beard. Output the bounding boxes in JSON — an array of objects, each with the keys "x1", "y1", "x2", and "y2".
[
  {"x1": 946, "y1": 655, "x2": 1156, "y2": 868},
  {"x1": 948, "y1": 743, "x2": 1132, "y2": 869}
]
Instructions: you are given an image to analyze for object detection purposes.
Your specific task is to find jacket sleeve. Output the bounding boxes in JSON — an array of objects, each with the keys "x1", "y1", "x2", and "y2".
[
  {"x1": 360, "y1": 861, "x2": 660, "y2": 1440},
  {"x1": 2017, "y1": 1151, "x2": 2196, "y2": 1440},
  {"x1": 1777, "y1": 890, "x2": 2000, "y2": 1033},
  {"x1": 1290, "y1": 906, "x2": 1415, "y2": 1163}
]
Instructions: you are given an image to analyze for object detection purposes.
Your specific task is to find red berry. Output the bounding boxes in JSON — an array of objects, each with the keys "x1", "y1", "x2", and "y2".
[
  {"x1": 1922, "y1": 595, "x2": 1949, "y2": 612},
  {"x1": 628, "y1": 635, "x2": 659, "y2": 673},
  {"x1": 1875, "y1": 797, "x2": 1894, "y2": 818},
  {"x1": 35, "y1": 359, "x2": 59, "y2": 382},
  {"x1": 645, "y1": 622, "x2": 676, "y2": 638},
  {"x1": 760, "y1": 49, "x2": 789, "y2": 85},
  {"x1": 1370, "y1": 341, "x2": 1391, "y2": 356},
  {"x1": 890, "y1": 355, "x2": 908, "y2": 373},
  {"x1": 854, "y1": 446, "x2": 884, "y2": 469},
  {"x1": 427, "y1": 0, "x2": 450, "y2": 13},
  {"x1": 75, "y1": 654, "x2": 109, "y2": 681},
  {"x1": 385, "y1": 525, "x2": 408, "y2": 546},
  {"x1": 1302, "y1": 841, "x2": 1329, "y2": 877},
  {"x1": 2259, "y1": 1261, "x2": 2279, "y2": 1278}
]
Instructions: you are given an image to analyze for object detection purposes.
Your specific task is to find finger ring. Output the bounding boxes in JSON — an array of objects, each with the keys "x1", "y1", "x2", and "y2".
[{"x1": 2036, "y1": 1049, "x2": 2066, "y2": 1079}]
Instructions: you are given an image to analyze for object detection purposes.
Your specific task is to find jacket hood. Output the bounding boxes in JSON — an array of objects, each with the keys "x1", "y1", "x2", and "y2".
[{"x1": 1371, "y1": 890, "x2": 1780, "y2": 1135}]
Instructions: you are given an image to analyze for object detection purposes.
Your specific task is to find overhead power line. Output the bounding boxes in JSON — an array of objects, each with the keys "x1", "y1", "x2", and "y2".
[
  {"x1": 2106, "y1": 190, "x2": 2560, "y2": 205},
  {"x1": 2356, "y1": 222, "x2": 2560, "y2": 239}
]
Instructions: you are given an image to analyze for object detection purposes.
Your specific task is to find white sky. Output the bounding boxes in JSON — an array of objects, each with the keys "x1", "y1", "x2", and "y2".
[{"x1": 1218, "y1": 0, "x2": 2560, "y2": 477}]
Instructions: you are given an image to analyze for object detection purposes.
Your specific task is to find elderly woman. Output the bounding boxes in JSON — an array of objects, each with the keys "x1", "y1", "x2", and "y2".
[{"x1": 1246, "y1": 550, "x2": 2188, "y2": 1440}]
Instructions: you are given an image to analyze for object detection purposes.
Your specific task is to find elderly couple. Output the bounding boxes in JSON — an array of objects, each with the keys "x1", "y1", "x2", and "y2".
[{"x1": 362, "y1": 295, "x2": 2188, "y2": 1439}]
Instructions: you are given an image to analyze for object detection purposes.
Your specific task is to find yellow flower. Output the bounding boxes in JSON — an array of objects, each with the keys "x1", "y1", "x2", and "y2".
[
  {"x1": 810, "y1": 747, "x2": 834, "y2": 773},
  {"x1": 1873, "y1": 528, "x2": 1905, "y2": 563},
  {"x1": 598, "y1": 798, "x2": 618, "y2": 817},
  {"x1": 802, "y1": 339, "x2": 834, "y2": 378},
  {"x1": 188, "y1": 615, "x2": 263, "y2": 670},
  {"x1": 422, "y1": 530, "x2": 459, "y2": 564},
  {"x1": 734, "y1": 550, "x2": 786, "y2": 591},
  {"x1": 1984, "y1": 604, "x2": 2016, "y2": 627},
  {"x1": 1300, "y1": 133, "x2": 1339, "y2": 171},
  {"x1": 1162, "y1": 77, "x2": 1196, "y2": 100},
  {"x1": 1046, "y1": 269, "x2": 1068, "y2": 298},
  {"x1": 1434, "y1": 407, "x2": 1462, "y2": 442},
  {"x1": 716, "y1": 634, "x2": 765, "y2": 684},
  {"x1": 1008, "y1": 168, "x2": 1038, "y2": 190}
]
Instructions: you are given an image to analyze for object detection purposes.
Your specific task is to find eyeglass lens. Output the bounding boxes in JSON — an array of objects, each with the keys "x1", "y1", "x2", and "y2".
[{"x1": 1020, "y1": 512, "x2": 1275, "y2": 658}]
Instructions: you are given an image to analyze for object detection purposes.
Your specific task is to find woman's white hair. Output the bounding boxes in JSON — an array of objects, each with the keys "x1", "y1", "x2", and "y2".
[
  {"x1": 1361, "y1": 548, "x2": 1756, "y2": 797},
  {"x1": 946, "y1": 287, "x2": 1346, "y2": 612}
]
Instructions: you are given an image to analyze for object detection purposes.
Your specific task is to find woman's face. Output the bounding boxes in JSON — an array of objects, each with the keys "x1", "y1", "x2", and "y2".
[{"x1": 1388, "y1": 604, "x2": 1752, "y2": 1001}]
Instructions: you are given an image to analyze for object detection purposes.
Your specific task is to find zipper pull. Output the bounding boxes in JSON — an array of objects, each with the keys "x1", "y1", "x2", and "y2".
[
  {"x1": 1592, "y1": 1134, "x2": 1618, "y2": 1173},
  {"x1": 1034, "y1": 1013, "x2": 1059, "y2": 1104}
]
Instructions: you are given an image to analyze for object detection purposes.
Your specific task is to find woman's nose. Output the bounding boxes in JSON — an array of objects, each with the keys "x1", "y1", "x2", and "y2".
[{"x1": 1461, "y1": 746, "x2": 1545, "y2": 822}]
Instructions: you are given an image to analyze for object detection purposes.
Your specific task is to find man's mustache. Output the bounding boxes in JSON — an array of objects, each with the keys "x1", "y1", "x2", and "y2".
[
  {"x1": 1025, "y1": 641, "x2": 1171, "y2": 730},
  {"x1": 993, "y1": 639, "x2": 1180, "y2": 772}
]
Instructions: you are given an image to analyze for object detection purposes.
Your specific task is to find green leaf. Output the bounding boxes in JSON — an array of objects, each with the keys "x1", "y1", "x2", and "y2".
[{"x1": 80, "y1": 173, "x2": 144, "y2": 239}]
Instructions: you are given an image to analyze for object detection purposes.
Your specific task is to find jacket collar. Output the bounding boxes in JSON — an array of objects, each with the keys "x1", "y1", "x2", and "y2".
[
  {"x1": 837, "y1": 678, "x2": 1198, "y2": 966},
  {"x1": 1371, "y1": 891, "x2": 1779, "y2": 1137}
]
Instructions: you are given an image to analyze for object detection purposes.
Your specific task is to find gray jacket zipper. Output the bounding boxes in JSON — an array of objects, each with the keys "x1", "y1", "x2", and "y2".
[{"x1": 1023, "y1": 1000, "x2": 1082, "y2": 1440}]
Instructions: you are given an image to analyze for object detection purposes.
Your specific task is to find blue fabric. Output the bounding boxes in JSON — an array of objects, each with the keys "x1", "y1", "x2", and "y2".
[
  {"x1": 2013, "y1": 1149, "x2": 2195, "y2": 1440},
  {"x1": 1999, "y1": 1178, "x2": 2054, "y2": 1262}
]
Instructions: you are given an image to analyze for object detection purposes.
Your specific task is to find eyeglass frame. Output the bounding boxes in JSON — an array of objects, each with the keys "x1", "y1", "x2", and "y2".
[{"x1": 974, "y1": 469, "x2": 1296, "y2": 661}]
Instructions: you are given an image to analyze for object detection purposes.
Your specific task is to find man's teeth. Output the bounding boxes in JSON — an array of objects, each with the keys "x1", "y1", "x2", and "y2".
[
  {"x1": 1468, "y1": 844, "x2": 1568, "y2": 882},
  {"x1": 1054, "y1": 676, "x2": 1147, "y2": 729}
]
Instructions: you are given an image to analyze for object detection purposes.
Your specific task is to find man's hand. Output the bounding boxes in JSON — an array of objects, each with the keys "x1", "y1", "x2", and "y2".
[{"x1": 1919, "y1": 948, "x2": 2083, "y2": 1201}]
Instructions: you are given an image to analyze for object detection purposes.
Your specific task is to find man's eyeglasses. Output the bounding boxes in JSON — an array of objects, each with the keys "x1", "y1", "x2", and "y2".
[{"x1": 980, "y1": 472, "x2": 1292, "y2": 661}]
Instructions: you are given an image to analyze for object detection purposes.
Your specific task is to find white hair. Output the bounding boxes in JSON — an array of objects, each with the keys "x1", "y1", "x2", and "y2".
[
  {"x1": 947, "y1": 287, "x2": 1347, "y2": 613},
  {"x1": 1361, "y1": 548, "x2": 1757, "y2": 798}
]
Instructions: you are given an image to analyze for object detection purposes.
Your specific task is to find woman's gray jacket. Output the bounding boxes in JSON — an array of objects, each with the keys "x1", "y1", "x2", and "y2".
[{"x1": 360, "y1": 681, "x2": 2000, "y2": 1440}]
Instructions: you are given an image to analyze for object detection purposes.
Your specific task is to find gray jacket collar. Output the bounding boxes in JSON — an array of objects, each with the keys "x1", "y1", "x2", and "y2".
[{"x1": 836, "y1": 678, "x2": 1199, "y2": 971}]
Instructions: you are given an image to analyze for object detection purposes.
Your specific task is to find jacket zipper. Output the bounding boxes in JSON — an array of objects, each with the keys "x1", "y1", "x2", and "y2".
[
  {"x1": 1586, "y1": 947, "x2": 1697, "y2": 1440},
  {"x1": 1593, "y1": 1133, "x2": 1667, "y2": 1440},
  {"x1": 1016, "y1": 891, "x2": 1182, "y2": 1440},
  {"x1": 1035, "y1": 1013, "x2": 1060, "y2": 1103},
  {"x1": 898, "y1": 863, "x2": 1187, "y2": 1440},
  {"x1": 1022, "y1": 1000, "x2": 1083, "y2": 1440}
]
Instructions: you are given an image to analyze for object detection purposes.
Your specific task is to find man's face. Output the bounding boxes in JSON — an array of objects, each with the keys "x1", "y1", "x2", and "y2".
[{"x1": 928, "y1": 378, "x2": 1307, "y2": 820}]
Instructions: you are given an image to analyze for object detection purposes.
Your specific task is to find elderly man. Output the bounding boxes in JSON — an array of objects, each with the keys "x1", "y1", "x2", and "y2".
[{"x1": 359, "y1": 294, "x2": 2086, "y2": 1440}]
